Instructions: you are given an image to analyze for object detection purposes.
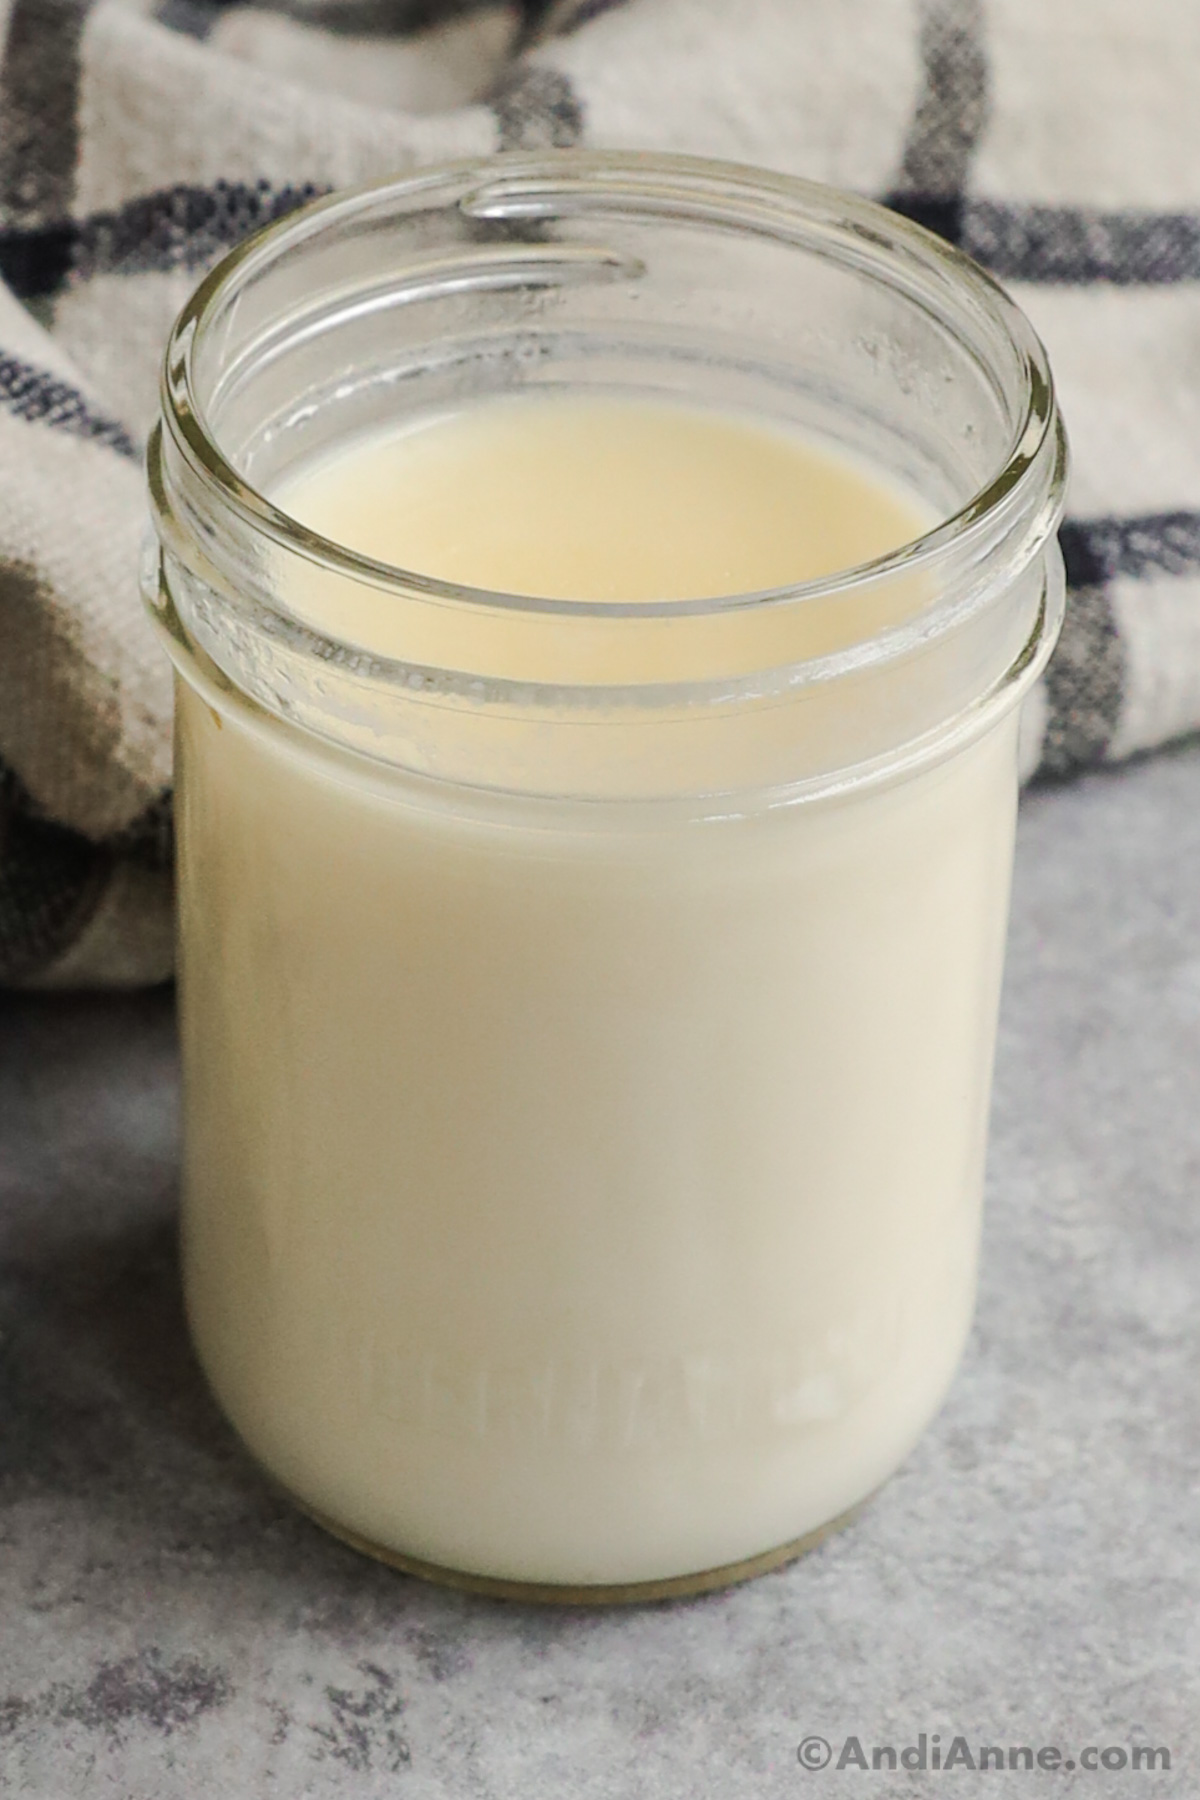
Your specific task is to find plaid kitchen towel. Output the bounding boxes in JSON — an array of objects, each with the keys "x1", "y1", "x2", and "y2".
[{"x1": 0, "y1": 0, "x2": 1198, "y2": 986}]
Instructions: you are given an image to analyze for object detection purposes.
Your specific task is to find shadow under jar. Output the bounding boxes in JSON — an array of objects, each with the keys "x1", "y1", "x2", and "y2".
[{"x1": 145, "y1": 152, "x2": 1067, "y2": 1602}]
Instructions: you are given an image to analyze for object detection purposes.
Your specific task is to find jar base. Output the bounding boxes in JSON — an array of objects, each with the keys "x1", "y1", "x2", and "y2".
[{"x1": 291, "y1": 1494, "x2": 865, "y2": 1605}]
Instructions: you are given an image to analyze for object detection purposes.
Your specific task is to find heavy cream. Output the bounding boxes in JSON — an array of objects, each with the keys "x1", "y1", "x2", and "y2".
[{"x1": 175, "y1": 392, "x2": 1020, "y2": 1588}]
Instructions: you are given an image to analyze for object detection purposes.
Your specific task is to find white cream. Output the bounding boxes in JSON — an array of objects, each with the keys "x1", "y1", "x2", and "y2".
[{"x1": 175, "y1": 393, "x2": 1019, "y2": 1587}]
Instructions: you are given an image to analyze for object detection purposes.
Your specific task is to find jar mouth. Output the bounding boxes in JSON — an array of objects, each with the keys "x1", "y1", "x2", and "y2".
[
  {"x1": 157, "y1": 150, "x2": 1062, "y2": 628},
  {"x1": 148, "y1": 150, "x2": 1067, "y2": 801}
]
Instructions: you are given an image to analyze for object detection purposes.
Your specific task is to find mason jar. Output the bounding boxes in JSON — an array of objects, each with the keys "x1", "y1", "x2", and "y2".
[{"x1": 145, "y1": 152, "x2": 1066, "y2": 1602}]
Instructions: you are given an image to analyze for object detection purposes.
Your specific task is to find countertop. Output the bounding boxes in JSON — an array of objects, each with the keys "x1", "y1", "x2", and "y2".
[{"x1": 2, "y1": 746, "x2": 1198, "y2": 1798}]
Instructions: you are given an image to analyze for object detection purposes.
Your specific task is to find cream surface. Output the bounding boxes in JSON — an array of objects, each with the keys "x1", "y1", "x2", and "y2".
[
  {"x1": 176, "y1": 393, "x2": 1018, "y2": 1586},
  {"x1": 272, "y1": 395, "x2": 937, "y2": 693},
  {"x1": 279, "y1": 391, "x2": 927, "y2": 605}
]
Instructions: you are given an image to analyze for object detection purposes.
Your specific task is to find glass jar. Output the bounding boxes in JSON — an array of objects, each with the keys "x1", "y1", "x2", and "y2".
[{"x1": 145, "y1": 152, "x2": 1066, "y2": 1602}]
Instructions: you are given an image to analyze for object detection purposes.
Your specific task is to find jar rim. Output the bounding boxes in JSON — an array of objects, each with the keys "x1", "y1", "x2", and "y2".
[{"x1": 157, "y1": 149, "x2": 1061, "y2": 627}]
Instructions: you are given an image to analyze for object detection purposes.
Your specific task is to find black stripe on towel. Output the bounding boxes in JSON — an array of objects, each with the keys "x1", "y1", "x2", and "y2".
[
  {"x1": 69, "y1": 181, "x2": 327, "y2": 283},
  {"x1": 890, "y1": 195, "x2": 1200, "y2": 286},
  {"x1": 0, "y1": 353, "x2": 137, "y2": 457},
  {"x1": 5, "y1": 182, "x2": 1200, "y2": 304},
  {"x1": 963, "y1": 203, "x2": 1200, "y2": 285},
  {"x1": 898, "y1": 1, "x2": 989, "y2": 198},
  {"x1": 0, "y1": 0, "x2": 95, "y2": 226},
  {"x1": 889, "y1": 0, "x2": 989, "y2": 246},
  {"x1": 1040, "y1": 581, "x2": 1127, "y2": 779},
  {"x1": 159, "y1": 0, "x2": 506, "y2": 35},
  {"x1": 1038, "y1": 511, "x2": 1200, "y2": 778},
  {"x1": 0, "y1": 181, "x2": 326, "y2": 297},
  {"x1": 1060, "y1": 513, "x2": 1200, "y2": 586}
]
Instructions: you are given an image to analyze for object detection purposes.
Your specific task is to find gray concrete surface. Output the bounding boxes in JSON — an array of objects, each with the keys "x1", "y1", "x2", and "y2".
[{"x1": 1, "y1": 747, "x2": 1198, "y2": 1798}]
